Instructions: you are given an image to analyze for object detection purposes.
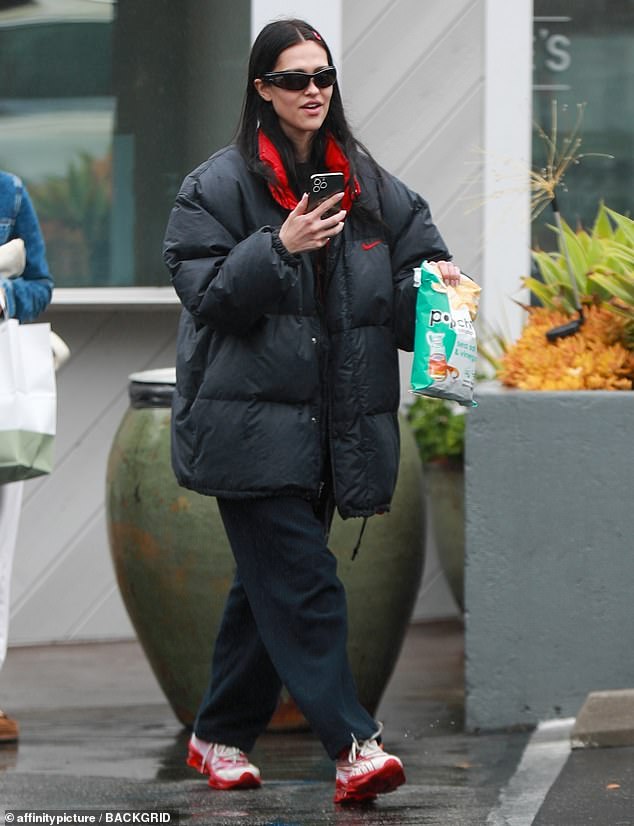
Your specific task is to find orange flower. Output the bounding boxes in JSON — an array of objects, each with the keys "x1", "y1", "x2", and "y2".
[{"x1": 499, "y1": 306, "x2": 634, "y2": 391}]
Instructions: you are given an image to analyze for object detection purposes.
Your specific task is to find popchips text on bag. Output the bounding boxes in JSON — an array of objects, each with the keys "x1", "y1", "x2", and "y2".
[{"x1": 411, "y1": 261, "x2": 481, "y2": 407}]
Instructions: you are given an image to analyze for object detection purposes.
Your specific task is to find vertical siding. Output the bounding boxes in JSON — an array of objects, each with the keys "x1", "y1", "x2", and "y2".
[
  {"x1": 343, "y1": 0, "x2": 484, "y2": 275},
  {"x1": 9, "y1": 308, "x2": 179, "y2": 645},
  {"x1": 343, "y1": 0, "x2": 484, "y2": 619}
]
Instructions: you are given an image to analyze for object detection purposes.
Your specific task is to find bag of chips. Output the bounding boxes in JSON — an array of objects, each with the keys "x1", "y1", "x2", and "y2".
[{"x1": 411, "y1": 261, "x2": 481, "y2": 407}]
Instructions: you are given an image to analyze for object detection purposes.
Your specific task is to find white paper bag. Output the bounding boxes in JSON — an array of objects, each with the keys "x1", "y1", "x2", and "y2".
[{"x1": 0, "y1": 319, "x2": 57, "y2": 482}]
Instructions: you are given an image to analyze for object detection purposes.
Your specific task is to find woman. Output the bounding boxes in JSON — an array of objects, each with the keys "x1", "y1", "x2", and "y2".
[
  {"x1": 0, "y1": 170, "x2": 54, "y2": 743},
  {"x1": 163, "y1": 19, "x2": 461, "y2": 805}
]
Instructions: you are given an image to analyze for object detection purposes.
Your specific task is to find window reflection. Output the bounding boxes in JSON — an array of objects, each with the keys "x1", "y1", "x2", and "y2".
[
  {"x1": 0, "y1": 0, "x2": 114, "y2": 286},
  {"x1": 532, "y1": 1, "x2": 634, "y2": 249},
  {"x1": 0, "y1": 0, "x2": 248, "y2": 289}
]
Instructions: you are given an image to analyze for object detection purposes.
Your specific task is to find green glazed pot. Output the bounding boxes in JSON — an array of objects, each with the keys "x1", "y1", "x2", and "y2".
[
  {"x1": 106, "y1": 369, "x2": 425, "y2": 729},
  {"x1": 424, "y1": 461, "x2": 464, "y2": 611}
]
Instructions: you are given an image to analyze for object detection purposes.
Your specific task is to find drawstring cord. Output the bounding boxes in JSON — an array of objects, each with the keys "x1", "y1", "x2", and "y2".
[{"x1": 351, "y1": 517, "x2": 368, "y2": 561}]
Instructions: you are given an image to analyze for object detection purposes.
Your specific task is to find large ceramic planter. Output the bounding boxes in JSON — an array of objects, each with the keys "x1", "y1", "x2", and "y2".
[
  {"x1": 106, "y1": 369, "x2": 425, "y2": 729},
  {"x1": 465, "y1": 383, "x2": 634, "y2": 732},
  {"x1": 424, "y1": 460, "x2": 464, "y2": 611}
]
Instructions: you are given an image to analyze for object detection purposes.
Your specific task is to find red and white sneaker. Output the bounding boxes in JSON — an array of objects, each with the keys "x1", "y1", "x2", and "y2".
[
  {"x1": 334, "y1": 724, "x2": 405, "y2": 804},
  {"x1": 187, "y1": 734, "x2": 262, "y2": 790}
]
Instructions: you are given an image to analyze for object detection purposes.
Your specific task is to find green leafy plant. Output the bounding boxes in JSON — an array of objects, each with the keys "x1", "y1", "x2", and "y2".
[
  {"x1": 30, "y1": 151, "x2": 111, "y2": 237},
  {"x1": 479, "y1": 203, "x2": 634, "y2": 391},
  {"x1": 406, "y1": 396, "x2": 465, "y2": 465},
  {"x1": 525, "y1": 204, "x2": 634, "y2": 331},
  {"x1": 29, "y1": 151, "x2": 112, "y2": 284}
]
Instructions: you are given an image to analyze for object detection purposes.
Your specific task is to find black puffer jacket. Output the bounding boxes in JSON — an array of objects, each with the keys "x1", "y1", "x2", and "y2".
[{"x1": 163, "y1": 138, "x2": 449, "y2": 518}]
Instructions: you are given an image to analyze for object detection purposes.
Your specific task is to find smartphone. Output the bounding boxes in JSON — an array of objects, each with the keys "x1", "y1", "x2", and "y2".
[{"x1": 307, "y1": 172, "x2": 345, "y2": 216}]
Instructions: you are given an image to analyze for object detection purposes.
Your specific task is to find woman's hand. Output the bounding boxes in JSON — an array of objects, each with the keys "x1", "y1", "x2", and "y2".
[
  {"x1": 279, "y1": 192, "x2": 346, "y2": 255},
  {"x1": 435, "y1": 260, "x2": 461, "y2": 287}
]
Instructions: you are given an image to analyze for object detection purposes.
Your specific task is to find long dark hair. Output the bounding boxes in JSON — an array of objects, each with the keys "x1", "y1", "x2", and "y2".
[{"x1": 235, "y1": 18, "x2": 380, "y2": 202}]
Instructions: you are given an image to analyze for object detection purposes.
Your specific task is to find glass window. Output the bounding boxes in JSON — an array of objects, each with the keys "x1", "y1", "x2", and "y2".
[
  {"x1": 0, "y1": 0, "x2": 249, "y2": 288},
  {"x1": 532, "y1": 1, "x2": 634, "y2": 249}
]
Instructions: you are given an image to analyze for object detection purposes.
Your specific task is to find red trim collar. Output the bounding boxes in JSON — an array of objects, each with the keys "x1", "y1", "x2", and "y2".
[{"x1": 258, "y1": 130, "x2": 360, "y2": 212}]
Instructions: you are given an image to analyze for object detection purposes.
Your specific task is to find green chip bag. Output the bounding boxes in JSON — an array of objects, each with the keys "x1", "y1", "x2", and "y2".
[{"x1": 411, "y1": 261, "x2": 480, "y2": 407}]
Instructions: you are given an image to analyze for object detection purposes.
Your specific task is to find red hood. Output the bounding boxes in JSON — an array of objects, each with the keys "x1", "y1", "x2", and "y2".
[{"x1": 258, "y1": 130, "x2": 360, "y2": 212}]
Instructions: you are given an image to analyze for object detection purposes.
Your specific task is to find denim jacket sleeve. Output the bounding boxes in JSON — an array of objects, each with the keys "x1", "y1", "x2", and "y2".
[{"x1": 0, "y1": 179, "x2": 54, "y2": 322}]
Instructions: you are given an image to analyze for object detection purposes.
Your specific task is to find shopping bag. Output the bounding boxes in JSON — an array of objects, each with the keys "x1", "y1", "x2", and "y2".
[
  {"x1": 0, "y1": 319, "x2": 56, "y2": 482},
  {"x1": 411, "y1": 261, "x2": 481, "y2": 407}
]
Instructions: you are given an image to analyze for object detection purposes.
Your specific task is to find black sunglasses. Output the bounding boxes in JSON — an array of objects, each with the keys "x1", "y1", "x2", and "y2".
[{"x1": 262, "y1": 66, "x2": 337, "y2": 91}]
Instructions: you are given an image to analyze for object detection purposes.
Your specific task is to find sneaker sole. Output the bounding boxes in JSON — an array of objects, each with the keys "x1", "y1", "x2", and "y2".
[
  {"x1": 187, "y1": 747, "x2": 261, "y2": 790},
  {"x1": 334, "y1": 760, "x2": 406, "y2": 804},
  {"x1": 208, "y1": 773, "x2": 262, "y2": 791},
  {"x1": 187, "y1": 747, "x2": 209, "y2": 775}
]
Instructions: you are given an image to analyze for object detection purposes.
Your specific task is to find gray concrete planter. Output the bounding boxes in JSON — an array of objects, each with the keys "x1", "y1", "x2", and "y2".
[{"x1": 464, "y1": 383, "x2": 634, "y2": 731}]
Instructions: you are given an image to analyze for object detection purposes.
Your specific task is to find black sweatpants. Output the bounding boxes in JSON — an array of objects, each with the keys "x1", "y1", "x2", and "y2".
[{"x1": 193, "y1": 493, "x2": 378, "y2": 760}]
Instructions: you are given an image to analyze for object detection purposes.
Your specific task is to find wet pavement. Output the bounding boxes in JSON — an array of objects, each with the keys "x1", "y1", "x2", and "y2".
[
  {"x1": 533, "y1": 745, "x2": 634, "y2": 826},
  {"x1": 1, "y1": 621, "x2": 632, "y2": 824}
]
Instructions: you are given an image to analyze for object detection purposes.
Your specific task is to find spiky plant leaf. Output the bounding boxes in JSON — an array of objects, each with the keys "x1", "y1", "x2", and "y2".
[
  {"x1": 558, "y1": 219, "x2": 590, "y2": 293},
  {"x1": 522, "y1": 277, "x2": 577, "y2": 313},
  {"x1": 589, "y1": 273, "x2": 634, "y2": 306},
  {"x1": 605, "y1": 208, "x2": 634, "y2": 247},
  {"x1": 532, "y1": 250, "x2": 567, "y2": 287},
  {"x1": 593, "y1": 202, "x2": 614, "y2": 239}
]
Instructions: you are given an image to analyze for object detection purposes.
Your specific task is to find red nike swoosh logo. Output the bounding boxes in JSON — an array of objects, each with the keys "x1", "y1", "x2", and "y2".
[{"x1": 361, "y1": 240, "x2": 381, "y2": 251}]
